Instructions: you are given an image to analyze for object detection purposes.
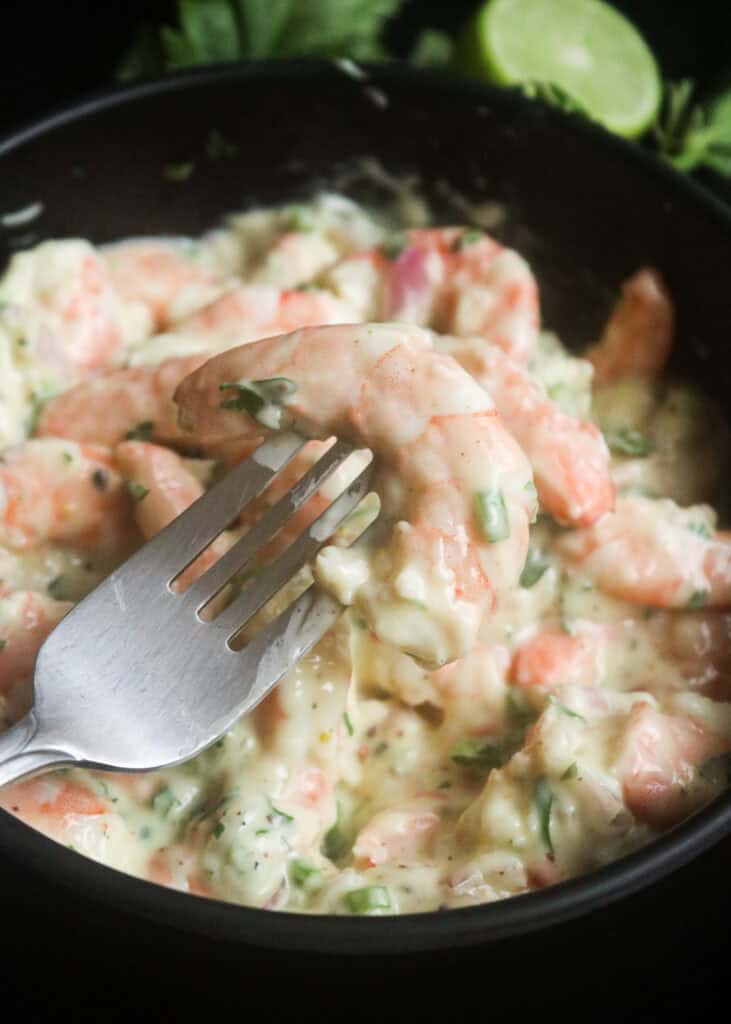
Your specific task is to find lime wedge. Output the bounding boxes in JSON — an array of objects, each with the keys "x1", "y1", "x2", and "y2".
[{"x1": 459, "y1": 0, "x2": 662, "y2": 139}]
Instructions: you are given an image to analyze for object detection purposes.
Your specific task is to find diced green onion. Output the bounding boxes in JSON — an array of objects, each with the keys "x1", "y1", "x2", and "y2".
[
  {"x1": 125, "y1": 421, "x2": 154, "y2": 441},
  {"x1": 268, "y1": 802, "x2": 294, "y2": 826},
  {"x1": 534, "y1": 777, "x2": 554, "y2": 853},
  {"x1": 344, "y1": 885, "x2": 391, "y2": 915},
  {"x1": 473, "y1": 489, "x2": 510, "y2": 543},
  {"x1": 520, "y1": 547, "x2": 549, "y2": 588},
  {"x1": 451, "y1": 737, "x2": 503, "y2": 773},
  {"x1": 125, "y1": 480, "x2": 149, "y2": 502},
  {"x1": 687, "y1": 589, "x2": 709, "y2": 609},
  {"x1": 604, "y1": 427, "x2": 656, "y2": 457},
  {"x1": 290, "y1": 858, "x2": 321, "y2": 890},
  {"x1": 152, "y1": 786, "x2": 175, "y2": 816}
]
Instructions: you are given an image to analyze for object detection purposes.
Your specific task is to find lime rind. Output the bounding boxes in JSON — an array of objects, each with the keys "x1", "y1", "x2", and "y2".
[{"x1": 462, "y1": 0, "x2": 662, "y2": 139}]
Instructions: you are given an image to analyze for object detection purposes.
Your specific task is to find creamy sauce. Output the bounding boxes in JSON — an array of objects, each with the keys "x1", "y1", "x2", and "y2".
[{"x1": 0, "y1": 194, "x2": 729, "y2": 916}]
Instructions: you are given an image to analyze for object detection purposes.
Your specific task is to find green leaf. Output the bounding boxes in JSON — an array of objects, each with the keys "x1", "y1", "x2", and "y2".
[
  {"x1": 604, "y1": 427, "x2": 655, "y2": 457},
  {"x1": 161, "y1": 25, "x2": 202, "y2": 68},
  {"x1": 520, "y1": 547, "x2": 549, "y2": 588},
  {"x1": 473, "y1": 489, "x2": 510, "y2": 543},
  {"x1": 278, "y1": 0, "x2": 401, "y2": 60},
  {"x1": 179, "y1": 0, "x2": 241, "y2": 61},
  {"x1": 653, "y1": 79, "x2": 731, "y2": 179},
  {"x1": 344, "y1": 885, "x2": 391, "y2": 914},
  {"x1": 235, "y1": 0, "x2": 293, "y2": 57},
  {"x1": 534, "y1": 776, "x2": 554, "y2": 853}
]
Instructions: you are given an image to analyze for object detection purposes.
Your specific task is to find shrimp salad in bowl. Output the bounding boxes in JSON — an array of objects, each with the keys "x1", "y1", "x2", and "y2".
[{"x1": 0, "y1": 193, "x2": 729, "y2": 916}]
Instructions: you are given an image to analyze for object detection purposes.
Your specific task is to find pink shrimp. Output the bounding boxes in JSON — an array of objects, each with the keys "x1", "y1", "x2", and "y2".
[
  {"x1": 104, "y1": 240, "x2": 225, "y2": 329},
  {"x1": 558, "y1": 495, "x2": 731, "y2": 608},
  {"x1": 0, "y1": 591, "x2": 71, "y2": 718},
  {"x1": 510, "y1": 629, "x2": 606, "y2": 707},
  {"x1": 615, "y1": 702, "x2": 729, "y2": 827},
  {"x1": 174, "y1": 323, "x2": 537, "y2": 667},
  {"x1": 0, "y1": 439, "x2": 135, "y2": 552},
  {"x1": 177, "y1": 282, "x2": 356, "y2": 347},
  {"x1": 438, "y1": 336, "x2": 615, "y2": 526},
  {"x1": 36, "y1": 354, "x2": 207, "y2": 448},
  {"x1": 382, "y1": 228, "x2": 540, "y2": 362},
  {"x1": 0, "y1": 774, "x2": 108, "y2": 846},
  {"x1": 586, "y1": 268, "x2": 674, "y2": 385},
  {"x1": 114, "y1": 441, "x2": 232, "y2": 591},
  {"x1": 0, "y1": 241, "x2": 137, "y2": 381},
  {"x1": 352, "y1": 793, "x2": 446, "y2": 868}
]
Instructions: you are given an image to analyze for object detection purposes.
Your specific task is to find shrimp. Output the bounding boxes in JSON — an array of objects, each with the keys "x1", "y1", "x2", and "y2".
[
  {"x1": 173, "y1": 283, "x2": 357, "y2": 350},
  {"x1": 0, "y1": 590, "x2": 71, "y2": 718},
  {"x1": 615, "y1": 702, "x2": 729, "y2": 827},
  {"x1": 586, "y1": 268, "x2": 674, "y2": 385},
  {"x1": 174, "y1": 323, "x2": 537, "y2": 667},
  {"x1": 382, "y1": 228, "x2": 540, "y2": 362},
  {"x1": 0, "y1": 439, "x2": 135, "y2": 553},
  {"x1": 437, "y1": 336, "x2": 615, "y2": 526},
  {"x1": 0, "y1": 240, "x2": 149, "y2": 383},
  {"x1": 352, "y1": 793, "x2": 446, "y2": 868},
  {"x1": 558, "y1": 495, "x2": 731, "y2": 608},
  {"x1": 104, "y1": 240, "x2": 226, "y2": 329},
  {"x1": 510, "y1": 628, "x2": 607, "y2": 708},
  {"x1": 114, "y1": 440, "x2": 232, "y2": 590},
  {"x1": 0, "y1": 773, "x2": 109, "y2": 848},
  {"x1": 37, "y1": 354, "x2": 206, "y2": 447}
]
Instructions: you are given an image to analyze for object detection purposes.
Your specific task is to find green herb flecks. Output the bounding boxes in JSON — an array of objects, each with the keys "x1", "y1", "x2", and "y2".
[
  {"x1": 382, "y1": 231, "x2": 408, "y2": 261},
  {"x1": 344, "y1": 885, "x2": 391, "y2": 915},
  {"x1": 534, "y1": 777, "x2": 554, "y2": 853},
  {"x1": 290, "y1": 858, "x2": 322, "y2": 891},
  {"x1": 268, "y1": 802, "x2": 294, "y2": 826},
  {"x1": 152, "y1": 786, "x2": 176, "y2": 816},
  {"x1": 561, "y1": 762, "x2": 579, "y2": 781},
  {"x1": 547, "y1": 695, "x2": 586, "y2": 723},
  {"x1": 47, "y1": 575, "x2": 68, "y2": 601},
  {"x1": 219, "y1": 377, "x2": 297, "y2": 429},
  {"x1": 343, "y1": 711, "x2": 354, "y2": 737},
  {"x1": 285, "y1": 204, "x2": 316, "y2": 233},
  {"x1": 687, "y1": 589, "x2": 709, "y2": 610},
  {"x1": 213, "y1": 821, "x2": 226, "y2": 839},
  {"x1": 0, "y1": 639, "x2": 6, "y2": 652},
  {"x1": 473, "y1": 489, "x2": 510, "y2": 543},
  {"x1": 604, "y1": 427, "x2": 656, "y2": 457},
  {"x1": 520, "y1": 547, "x2": 549, "y2": 588},
  {"x1": 452, "y1": 227, "x2": 484, "y2": 251},
  {"x1": 125, "y1": 421, "x2": 155, "y2": 441},
  {"x1": 653, "y1": 79, "x2": 731, "y2": 177},
  {"x1": 688, "y1": 520, "x2": 713, "y2": 539},
  {"x1": 450, "y1": 736, "x2": 504, "y2": 774},
  {"x1": 125, "y1": 480, "x2": 150, "y2": 503}
]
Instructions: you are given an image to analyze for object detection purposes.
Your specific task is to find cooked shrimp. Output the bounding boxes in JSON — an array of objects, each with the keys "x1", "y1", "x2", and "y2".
[
  {"x1": 615, "y1": 702, "x2": 729, "y2": 827},
  {"x1": 558, "y1": 495, "x2": 731, "y2": 608},
  {"x1": 104, "y1": 240, "x2": 226, "y2": 330},
  {"x1": 510, "y1": 628, "x2": 607, "y2": 707},
  {"x1": 37, "y1": 354, "x2": 206, "y2": 447},
  {"x1": 352, "y1": 793, "x2": 446, "y2": 868},
  {"x1": 0, "y1": 240, "x2": 148, "y2": 383},
  {"x1": 437, "y1": 336, "x2": 615, "y2": 526},
  {"x1": 0, "y1": 773, "x2": 108, "y2": 847},
  {"x1": 0, "y1": 439, "x2": 135, "y2": 553},
  {"x1": 114, "y1": 440, "x2": 232, "y2": 590},
  {"x1": 0, "y1": 590, "x2": 71, "y2": 718},
  {"x1": 175, "y1": 283, "x2": 356, "y2": 350},
  {"x1": 381, "y1": 228, "x2": 540, "y2": 362},
  {"x1": 175, "y1": 323, "x2": 537, "y2": 666},
  {"x1": 586, "y1": 269, "x2": 674, "y2": 385}
]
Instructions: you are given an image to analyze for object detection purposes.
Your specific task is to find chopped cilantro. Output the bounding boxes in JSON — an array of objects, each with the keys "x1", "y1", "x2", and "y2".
[
  {"x1": 152, "y1": 786, "x2": 175, "y2": 816},
  {"x1": 534, "y1": 777, "x2": 554, "y2": 853},
  {"x1": 125, "y1": 480, "x2": 150, "y2": 502},
  {"x1": 213, "y1": 821, "x2": 226, "y2": 839},
  {"x1": 687, "y1": 521, "x2": 713, "y2": 539},
  {"x1": 290, "y1": 858, "x2": 321, "y2": 890},
  {"x1": 548, "y1": 695, "x2": 587, "y2": 722},
  {"x1": 452, "y1": 228, "x2": 484, "y2": 251},
  {"x1": 219, "y1": 377, "x2": 297, "y2": 429},
  {"x1": 561, "y1": 762, "x2": 579, "y2": 781},
  {"x1": 687, "y1": 589, "x2": 709, "y2": 609},
  {"x1": 47, "y1": 575, "x2": 68, "y2": 601},
  {"x1": 451, "y1": 737, "x2": 503, "y2": 774},
  {"x1": 343, "y1": 711, "x2": 354, "y2": 737},
  {"x1": 125, "y1": 421, "x2": 154, "y2": 441}
]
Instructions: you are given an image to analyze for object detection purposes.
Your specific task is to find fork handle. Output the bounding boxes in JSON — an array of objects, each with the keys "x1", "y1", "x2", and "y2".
[{"x1": 0, "y1": 713, "x2": 68, "y2": 789}]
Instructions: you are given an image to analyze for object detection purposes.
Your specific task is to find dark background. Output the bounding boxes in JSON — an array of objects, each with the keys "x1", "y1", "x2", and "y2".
[{"x1": 1, "y1": 1, "x2": 729, "y2": 1019}]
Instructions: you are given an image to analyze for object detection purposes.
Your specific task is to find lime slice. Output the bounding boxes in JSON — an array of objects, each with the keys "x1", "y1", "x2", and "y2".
[{"x1": 459, "y1": 0, "x2": 662, "y2": 139}]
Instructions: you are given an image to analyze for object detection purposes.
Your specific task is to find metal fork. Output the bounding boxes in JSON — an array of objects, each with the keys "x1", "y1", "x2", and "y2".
[{"x1": 0, "y1": 433, "x2": 373, "y2": 788}]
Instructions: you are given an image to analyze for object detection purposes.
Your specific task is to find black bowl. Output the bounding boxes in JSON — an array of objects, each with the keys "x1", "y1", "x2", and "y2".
[{"x1": 1, "y1": 62, "x2": 730, "y2": 971}]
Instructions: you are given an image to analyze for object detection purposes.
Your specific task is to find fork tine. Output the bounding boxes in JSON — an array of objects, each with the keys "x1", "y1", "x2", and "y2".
[
  {"x1": 119, "y1": 432, "x2": 306, "y2": 586},
  {"x1": 210, "y1": 461, "x2": 373, "y2": 643},
  {"x1": 185, "y1": 439, "x2": 354, "y2": 612},
  {"x1": 220, "y1": 586, "x2": 343, "y2": 725}
]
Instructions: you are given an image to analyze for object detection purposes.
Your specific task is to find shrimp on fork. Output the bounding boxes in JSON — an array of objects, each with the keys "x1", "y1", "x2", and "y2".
[{"x1": 174, "y1": 322, "x2": 537, "y2": 667}]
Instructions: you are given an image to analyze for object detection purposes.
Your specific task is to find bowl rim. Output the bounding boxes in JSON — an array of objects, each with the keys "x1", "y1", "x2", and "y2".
[{"x1": 1, "y1": 59, "x2": 730, "y2": 955}]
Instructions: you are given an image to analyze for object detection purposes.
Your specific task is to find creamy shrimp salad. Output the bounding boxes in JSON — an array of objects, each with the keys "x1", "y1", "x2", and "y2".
[{"x1": 1, "y1": 194, "x2": 730, "y2": 916}]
